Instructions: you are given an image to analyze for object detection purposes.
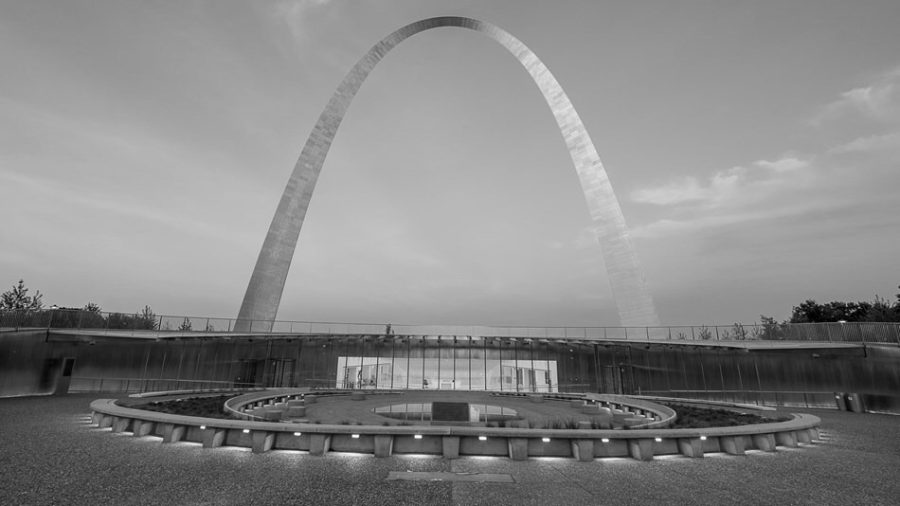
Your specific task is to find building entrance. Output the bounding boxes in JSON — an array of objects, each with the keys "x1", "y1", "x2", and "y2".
[{"x1": 336, "y1": 356, "x2": 558, "y2": 392}]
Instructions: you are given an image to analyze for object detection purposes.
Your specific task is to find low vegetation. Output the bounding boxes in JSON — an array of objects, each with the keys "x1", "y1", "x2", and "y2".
[
  {"x1": 664, "y1": 403, "x2": 789, "y2": 429},
  {"x1": 132, "y1": 395, "x2": 233, "y2": 419}
]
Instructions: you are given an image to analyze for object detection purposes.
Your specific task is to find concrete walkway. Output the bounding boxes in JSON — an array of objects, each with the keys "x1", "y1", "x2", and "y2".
[{"x1": 1, "y1": 395, "x2": 898, "y2": 505}]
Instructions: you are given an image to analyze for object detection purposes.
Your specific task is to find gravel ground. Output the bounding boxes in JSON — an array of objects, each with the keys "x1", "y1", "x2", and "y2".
[{"x1": 1, "y1": 395, "x2": 898, "y2": 505}]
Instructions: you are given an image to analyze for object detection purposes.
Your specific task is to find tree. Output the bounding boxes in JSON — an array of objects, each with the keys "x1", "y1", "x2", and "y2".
[
  {"x1": 786, "y1": 285, "x2": 900, "y2": 323},
  {"x1": 83, "y1": 302, "x2": 102, "y2": 313},
  {"x1": 790, "y1": 299, "x2": 873, "y2": 323},
  {"x1": 178, "y1": 317, "x2": 193, "y2": 331},
  {"x1": 136, "y1": 305, "x2": 158, "y2": 330},
  {"x1": 1, "y1": 279, "x2": 43, "y2": 310}
]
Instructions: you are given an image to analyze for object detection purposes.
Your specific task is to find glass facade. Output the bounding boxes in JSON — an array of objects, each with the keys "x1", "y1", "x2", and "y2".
[
  {"x1": 3, "y1": 331, "x2": 898, "y2": 409},
  {"x1": 336, "y1": 355, "x2": 558, "y2": 392}
]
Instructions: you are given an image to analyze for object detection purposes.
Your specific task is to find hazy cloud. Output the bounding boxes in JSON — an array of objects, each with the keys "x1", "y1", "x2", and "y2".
[
  {"x1": 753, "y1": 156, "x2": 809, "y2": 172},
  {"x1": 812, "y1": 67, "x2": 900, "y2": 125},
  {"x1": 631, "y1": 66, "x2": 900, "y2": 242},
  {"x1": 272, "y1": 0, "x2": 337, "y2": 44},
  {"x1": 629, "y1": 157, "x2": 806, "y2": 210},
  {"x1": 829, "y1": 131, "x2": 900, "y2": 156}
]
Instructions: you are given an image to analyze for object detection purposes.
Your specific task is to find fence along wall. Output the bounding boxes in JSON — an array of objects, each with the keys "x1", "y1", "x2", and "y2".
[
  {"x1": 2, "y1": 330, "x2": 898, "y2": 411},
  {"x1": 3, "y1": 309, "x2": 900, "y2": 343}
]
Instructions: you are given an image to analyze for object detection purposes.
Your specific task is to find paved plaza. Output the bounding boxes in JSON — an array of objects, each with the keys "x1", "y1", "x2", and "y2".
[{"x1": 1, "y1": 394, "x2": 898, "y2": 505}]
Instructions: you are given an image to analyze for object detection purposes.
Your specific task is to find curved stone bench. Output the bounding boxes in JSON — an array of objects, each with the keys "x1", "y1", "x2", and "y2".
[
  {"x1": 491, "y1": 392, "x2": 677, "y2": 429},
  {"x1": 223, "y1": 389, "x2": 402, "y2": 421},
  {"x1": 90, "y1": 398, "x2": 820, "y2": 462},
  {"x1": 127, "y1": 387, "x2": 265, "y2": 399}
]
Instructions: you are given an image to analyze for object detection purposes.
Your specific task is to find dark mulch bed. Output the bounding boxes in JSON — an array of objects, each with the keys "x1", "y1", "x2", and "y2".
[
  {"x1": 664, "y1": 403, "x2": 791, "y2": 428},
  {"x1": 131, "y1": 394, "x2": 234, "y2": 419}
]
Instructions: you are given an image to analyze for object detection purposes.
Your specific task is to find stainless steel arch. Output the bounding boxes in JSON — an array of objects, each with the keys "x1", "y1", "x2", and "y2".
[{"x1": 236, "y1": 16, "x2": 659, "y2": 331}]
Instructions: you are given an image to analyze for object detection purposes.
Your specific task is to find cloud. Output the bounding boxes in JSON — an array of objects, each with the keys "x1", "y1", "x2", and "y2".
[
  {"x1": 753, "y1": 156, "x2": 809, "y2": 172},
  {"x1": 828, "y1": 131, "x2": 900, "y2": 156},
  {"x1": 630, "y1": 177, "x2": 708, "y2": 206},
  {"x1": 272, "y1": 0, "x2": 336, "y2": 44},
  {"x1": 627, "y1": 150, "x2": 856, "y2": 238},
  {"x1": 0, "y1": 171, "x2": 221, "y2": 240},
  {"x1": 630, "y1": 65, "x2": 900, "y2": 242},
  {"x1": 629, "y1": 156, "x2": 806, "y2": 209},
  {"x1": 812, "y1": 67, "x2": 900, "y2": 125}
]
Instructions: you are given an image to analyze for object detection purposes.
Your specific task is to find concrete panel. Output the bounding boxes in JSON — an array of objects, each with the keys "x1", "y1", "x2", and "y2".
[
  {"x1": 309, "y1": 434, "x2": 331, "y2": 456},
  {"x1": 508, "y1": 437, "x2": 529, "y2": 461},
  {"x1": 202, "y1": 428, "x2": 227, "y2": 449},
  {"x1": 653, "y1": 438, "x2": 679, "y2": 456},
  {"x1": 721, "y1": 436, "x2": 747, "y2": 455},
  {"x1": 394, "y1": 435, "x2": 442, "y2": 455},
  {"x1": 160, "y1": 424, "x2": 185, "y2": 444},
  {"x1": 251, "y1": 431, "x2": 275, "y2": 453},
  {"x1": 460, "y1": 435, "x2": 507, "y2": 456},
  {"x1": 441, "y1": 436, "x2": 460, "y2": 459},
  {"x1": 751, "y1": 433, "x2": 777, "y2": 452},
  {"x1": 111, "y1": 417, "x2": 131, "y2": 433},
  {"x1": 273, "y1": 432, "x2": 310, "y2": 451},
  {"x1": 374, "y1": 435, "x2": 394, "y2": 457},
  {"x1": 330, "y1": 434, "x2": 373, "y2": 453},
  {"x1": 628, "y1": 438, "x2": 654, "y2": 461},
  {"x1": 132, "y1": 420, "x2": 154, "y2": 437},
  {"x1": 594, "y1": 439, "x2": 629, "y2": 458},
  {"x1": 776, "y1": 431, "x2": 798, "y2": 448},
  {"x1": 527, "y1": 438, "x2": 573, "y2": 458},
  {"x1": 225, "y1": 429, "x2": 252, "y2": 447},
  {"x1": 570, "y1": 439, "x2": 594, "y2": 461},
  {"x1": 677, "y1": 438, "x2": 704, "y2": 458}
]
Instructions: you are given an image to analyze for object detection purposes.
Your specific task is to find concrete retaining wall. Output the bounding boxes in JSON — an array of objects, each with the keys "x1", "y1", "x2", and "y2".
[{"x1": 90, "y1": 399, "x2": 820, "y2": 462}]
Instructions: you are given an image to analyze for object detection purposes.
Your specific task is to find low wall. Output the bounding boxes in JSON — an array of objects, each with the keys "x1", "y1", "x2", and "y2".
[{"x1": 90, "y1": 398, "x2": 820, "y2": 462}]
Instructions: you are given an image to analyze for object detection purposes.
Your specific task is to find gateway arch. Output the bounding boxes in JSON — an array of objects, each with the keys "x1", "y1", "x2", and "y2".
[{"x1": 236, "y1": 16, "x2": 659, "y2": 331}]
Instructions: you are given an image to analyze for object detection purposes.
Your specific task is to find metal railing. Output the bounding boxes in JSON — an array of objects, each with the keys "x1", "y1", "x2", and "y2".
[
  {"x1": 639, "y1": 389, "x2": 843, "y2": 409},
  {"x1": 67, "y1": 376, "x2": 243, "y2": 394},
  {"x1": 2, "y1": 308, "x2": 899, "y2": 344}
]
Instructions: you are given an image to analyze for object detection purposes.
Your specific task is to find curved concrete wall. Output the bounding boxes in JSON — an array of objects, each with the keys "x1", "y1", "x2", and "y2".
[
  {"x1": 90, "y1": 398, "x2": 821, "y2": 461},
  {"x1": 236, "y1": 16, "x2": 659, "y2": 331}
]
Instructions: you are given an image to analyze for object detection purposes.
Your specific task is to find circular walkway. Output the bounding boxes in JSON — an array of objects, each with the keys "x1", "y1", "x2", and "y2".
[{"x1": 1, "y1": 394, "x2": 898, "y2": 505}]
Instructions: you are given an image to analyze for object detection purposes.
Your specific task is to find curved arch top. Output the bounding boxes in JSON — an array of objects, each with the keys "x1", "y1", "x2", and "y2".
[{"x1": 236, "y1": 16, "x2": 659, "y2": 330}]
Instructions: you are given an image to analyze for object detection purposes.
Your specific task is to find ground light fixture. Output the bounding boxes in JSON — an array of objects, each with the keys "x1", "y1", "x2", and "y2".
[
  {"x1": 601, "y1": 438, "x2": 610, "y2": 443},
  {"x1": 655, "y1": 437, "x2": 663, "y2": 442},
  {"x1": 351, "y1": 434, "x2": 360, "y2": 439},
  {"x1": 413, "y1": 434, "x2": 423, "y2": 439},
  {"x1": 293, "y1": 432, "x2": 302, "y2": 436},
  {"x1": 478, "y1": 436, "x2": 487, "y2": 441},
  {"x1": 242, "y1": 429, "x2": 250, "y2": 434},
  {"x1": 700, "y1": 436, "x2": 707, "y2": 440},
  {"x1": 199, "y1": 425, "x2": 206, "y2": 430},
  {"x1": 542, "y1": 438, "x2": 551, "y2": 443}
]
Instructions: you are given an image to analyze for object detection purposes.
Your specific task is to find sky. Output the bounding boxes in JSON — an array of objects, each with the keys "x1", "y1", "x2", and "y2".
[{"x1": 2, "y1": 0, "x2": 899, "y2": 327}]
